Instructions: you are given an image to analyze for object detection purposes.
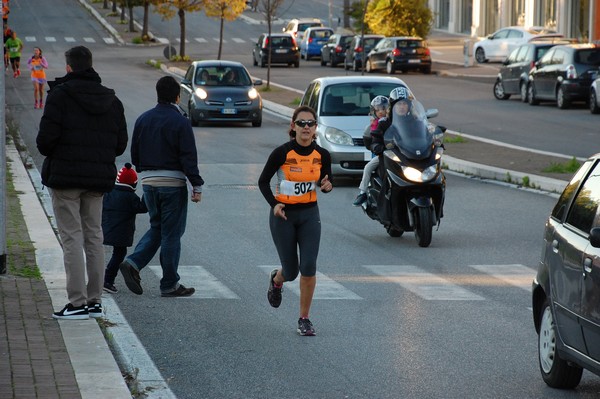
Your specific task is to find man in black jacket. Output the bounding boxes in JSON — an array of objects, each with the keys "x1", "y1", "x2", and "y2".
[
  {"x1": 119, "y1": 76, "x2": 204, "y2": 297},
  {"x1": 37, "y1": 46, "x2": 128, "y2": 320}
]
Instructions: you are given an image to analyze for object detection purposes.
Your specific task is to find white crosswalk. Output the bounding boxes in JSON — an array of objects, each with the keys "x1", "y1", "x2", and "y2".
[{"x1": 143, "y1": 264, "x2": 535, "y2": 302}]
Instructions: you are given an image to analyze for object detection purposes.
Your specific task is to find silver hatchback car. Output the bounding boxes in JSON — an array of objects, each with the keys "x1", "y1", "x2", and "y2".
[{"x1": 299, "y1": 76, "x2": 409, "y2": 176}]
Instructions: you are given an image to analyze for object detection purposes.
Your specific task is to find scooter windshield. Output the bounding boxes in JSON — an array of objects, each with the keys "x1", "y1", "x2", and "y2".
[{"x1": 383, "y1": 100, "x2": 433, "y2": 160}]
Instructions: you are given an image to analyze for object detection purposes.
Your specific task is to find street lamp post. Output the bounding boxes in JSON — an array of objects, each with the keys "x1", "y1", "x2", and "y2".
[{"x1": 360, "y1": 0, "x2": 369, "y2": 75}]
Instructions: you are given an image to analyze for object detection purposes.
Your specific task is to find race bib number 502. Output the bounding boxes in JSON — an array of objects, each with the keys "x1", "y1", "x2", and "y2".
[{"x1": 279, "y1": 180, "x2": 317, "y2": 196}]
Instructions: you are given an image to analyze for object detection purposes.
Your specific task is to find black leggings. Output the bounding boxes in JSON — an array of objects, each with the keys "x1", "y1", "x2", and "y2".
[
  {"x1": 105, "y1": 246, "x2": 127, "y2": 284},
  {"x1": 269, "y1": 206, "x2": 321, "y2": 281}
]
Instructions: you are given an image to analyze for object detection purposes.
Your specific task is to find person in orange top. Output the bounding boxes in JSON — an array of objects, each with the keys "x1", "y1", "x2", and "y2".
[
  {"x1": 258, "y1": 105, "x2": 333, "y2": 336},
  {"x1": 27, "y1": 47, "x2": 48, "y2": 108}
]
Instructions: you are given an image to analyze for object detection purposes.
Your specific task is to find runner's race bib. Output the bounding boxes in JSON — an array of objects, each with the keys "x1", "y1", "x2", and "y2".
[
  {"x1": 33, "y1": 65, "x2": 42, "y2": 70},
  {"x1": 279, "y1": 180, "x2": 317, "y2": 196},
  {"x1": 10, "y1": 47, "x2": 18, "y2": 52}
]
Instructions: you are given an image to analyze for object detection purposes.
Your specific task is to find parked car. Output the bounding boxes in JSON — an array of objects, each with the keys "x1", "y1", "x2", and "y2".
[
  {"x1": 299, "y1": 76, "x2": 409, "y2": 176},
  {"x1": 253, "y1": 33, "x2": 299, "y2": 68},
  {"x1": 474, "y1": 26, "x2": 563, "y2": 63},
  {"x1": 493, "y1": 40, "x2": 569, "y2": 102},
  {"x1": 320, "y1": 33, "x2": 354, "y2": 67},
  {"x1": 532, "y1": 152, "x2": 600, "y2": 389},
  {"x1": 528, "y1": 43, "x2": 600, "y2": 109},
  {"x1": 179, "y1": 60, "x2": 262, "y2": 127},
  {"x1": 344, "y1": 34, "x2": 384, "y2": 72},
  {"x1": 300, "y1": 27, "x2": 333, "y2": 60},
  {"x1": 590, "y1": 77, "x2": 600, "y2": 114},
  {"x1": 282, "y1": 18, "x2": 323, "y2": 39},
  {"x1": 365, "y1": 36, "x2": 432, "y2": 74}
]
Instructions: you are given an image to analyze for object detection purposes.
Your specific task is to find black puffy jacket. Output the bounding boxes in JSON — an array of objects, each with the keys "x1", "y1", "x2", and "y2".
[{"x1": 37, "y1": 69, "x2": 128, "y2": 192}]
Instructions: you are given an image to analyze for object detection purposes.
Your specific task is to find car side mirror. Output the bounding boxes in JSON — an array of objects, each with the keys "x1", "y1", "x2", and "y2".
[
  {"x1": 488, "y1": 35, "x2": 494, "y2": 40},
  {"x1": 425, "y1": 108, "x2": 439, "y2": 119},
  {"x1": 181, "y1": 78, "x2": 192, "y2": 86},
  {"x1": 254, "y1": 79, "x2": 263, "y2": 86},
  {"x1": 502, "y1": 59, "x2": 510, "y2": 65},
  {"x1": 590, "y1": 227, "x2": 600, "y2": 248}
]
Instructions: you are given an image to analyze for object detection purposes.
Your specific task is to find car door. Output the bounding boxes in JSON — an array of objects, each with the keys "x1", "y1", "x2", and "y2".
[
  {"x1": 486, "y1": 29, "x2": 509, "y2": 59},
  {"x1": 578, "y1": 161, "x2": 600, "y2": 361},
  {"x1": 532, "y1": 48, "x2": 554, "y2": 97},
  {"x1": 370, "y1": 39, "x2": 389, "y2": 69},
  {"x1": 504, "y1": 29, "x2": 525, "y2": 58},
  {"x1": 254, "y1": 34, "x2": 265, "y2": 63},
  {"x1": 179, "y1": 65, "x2": 195, "y2": 113},
  {"x1": 322, "y1": 35, "x2": 336, "y2": 62},
  {"x1": 501, "y1": 46, "x2": 522, "y2": 93}
]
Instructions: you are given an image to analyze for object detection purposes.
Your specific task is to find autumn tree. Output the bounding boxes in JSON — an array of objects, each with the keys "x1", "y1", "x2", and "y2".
[
  {"x1": 257, "y1": 0, "x2": 285, "y2": 89},
  {"x1": 153, "y1": 0, "x2": 204, "y2": 59},
  {"x1": 203, "y1": 0, "x2": 246, "y2": 60},
  {"x1": 364, "y1": 0, "x2": 432, "y2": 38}
]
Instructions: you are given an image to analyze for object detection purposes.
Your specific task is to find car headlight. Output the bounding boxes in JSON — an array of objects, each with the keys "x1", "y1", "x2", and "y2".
[
  {"x1": 322, "y1": 126, "x2": 354, "y2": 146},
  {"x1": 194, "y1": 87, "x2": 208, "y2": 100},
  {"x1": 248, "y1": 88, "x2": 259, "y2": 100},
  {"x1": 402, "y1": 164, "x2": 438, "y2": 183}
]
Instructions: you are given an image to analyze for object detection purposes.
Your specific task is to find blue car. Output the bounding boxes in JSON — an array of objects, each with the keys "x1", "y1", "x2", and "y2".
[{"x1": 300, "y1": 27, "x2": 333, "y2": 61}]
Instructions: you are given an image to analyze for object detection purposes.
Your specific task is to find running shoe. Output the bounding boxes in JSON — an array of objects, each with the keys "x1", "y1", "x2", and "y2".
[
  {"x1": 267, "y1": 269, "x2": 282, "y2": 308},
  {"x1": 52, "y1": 303, "x2": 88, "y2": 320},
  {"x1": 88, "y1": 303, "x2": 103, "y2": 319},
  {"x1": 297, "y1": 318, "x2": 316, "y2": 336}
]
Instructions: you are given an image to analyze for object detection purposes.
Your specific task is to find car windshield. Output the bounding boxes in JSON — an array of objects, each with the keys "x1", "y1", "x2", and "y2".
[
  {"x1": 363, "y1": 38, "x2": 380, "y2": 49},
  {"x1": 195, "y1": 66, "x2": 251, "y2": 86},
  {"x1": 320, "y1": 83, "x2": 401, "y2": 116}
]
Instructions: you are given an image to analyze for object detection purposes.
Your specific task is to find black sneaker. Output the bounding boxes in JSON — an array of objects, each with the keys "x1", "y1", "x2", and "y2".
[
  {"x1": 88, "y1": 303, "x2": 103, "y2": 319},
  {"x1": 352, "y1": 192, "x2": 367, "y2": 206},
  {"x1": 52, "y1": 303, "x2": 88, "y2": 320},
  {"x1": 267, "y1": 269, "x2": 282, "y2": 308},
  {"x1": 103, "y1": 282, "x2": 118, "y2": 294},
  {"x1": 161, "y1": 284, "x2": 195, "y2": 297},
  {"x1": 297, "y1": 318, "x2": 316, "y2": 336},
  {"x1": 119, "y1": 261, "x2": 143, "y2": 295}
]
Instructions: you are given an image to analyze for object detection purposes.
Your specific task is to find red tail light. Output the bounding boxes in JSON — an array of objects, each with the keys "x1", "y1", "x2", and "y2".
[
  {"x1": 356, "y1": 46, "x2": 363, "y2": 53},
  {"x1": 292, "y1": 38, "x2": 298, "y2": 47},
  {"x1": 309, "y1": 37, "x2": 313, "y2": 43},
  {"x1": 264, "y1": 38, "x2": 269, "y2": 46},
  {"x1": 424, "y1": 48, "x2": 430, "y2": 56},
  {"x1": 392, "y1": 48, "x2": 401, "y2": 57},
  {"x1": 335, "y1": 45, "x2": 343, "y2": 53},
  {"x1": 566, "y1": 64, "x2": 577, "y2": 79}
]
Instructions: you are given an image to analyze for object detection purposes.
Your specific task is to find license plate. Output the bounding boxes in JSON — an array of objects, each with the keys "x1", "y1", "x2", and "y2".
[
  {"x1": 222, "y1": 108, "x2": 237, "y2": 114},
  {"x1": 275, "y1": 49, "x2": 287, "y2": 53},
  {"x1": 364, "y1": 151, "x2": 372, "y2": 161},
  {"x1": 408, "y1": 59, "x2": 421, "y2": 63}
]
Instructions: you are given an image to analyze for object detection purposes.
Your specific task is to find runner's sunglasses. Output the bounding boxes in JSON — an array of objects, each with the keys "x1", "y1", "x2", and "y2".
[{"x1": 294, "y1": 119, "x2": 317, "y2": 128}]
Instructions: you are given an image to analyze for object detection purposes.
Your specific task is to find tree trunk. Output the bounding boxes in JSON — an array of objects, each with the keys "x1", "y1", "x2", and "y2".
[
  {"x1": 103, "y1": 0, "x2": 109, "y2": 9},
  {"x1": 128, "y1": 5, "x2": 135, "y2": 33},
  {"x1": 142, "y1": 2, "x2": 149, "y2": 40},
  {"x1": 266, "y1": 14, "x2": 271, "y2": 89},
  {"x1": 112, "y1": 1, "x2": 117, "y2": 13},
  {"x1": 178, "y1": 8, "x2": 186, "y2": 58},
  {"x1": 217, "y1": 16, "x2": 224, "y2": 60},
  {"x1": 120, "y1": 1, "x2": 125, "y2": 21}
]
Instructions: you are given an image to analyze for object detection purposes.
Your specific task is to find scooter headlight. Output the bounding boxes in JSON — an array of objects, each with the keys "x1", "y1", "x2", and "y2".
[{"x1": 402, "y1": 164, "x2": 438, "y2": 183}]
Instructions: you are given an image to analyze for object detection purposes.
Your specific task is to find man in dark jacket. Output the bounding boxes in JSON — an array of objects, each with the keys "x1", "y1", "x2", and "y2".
[
  {"x1": 36, "y1": 46, "x2": 128, "y2": 320},
  {"x1": 119, "y1": 76, "x2": 204, "y2": 297}
]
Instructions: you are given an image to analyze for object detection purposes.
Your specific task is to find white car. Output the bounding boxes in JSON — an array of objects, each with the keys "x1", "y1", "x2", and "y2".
[
  {"x1": 473, "y1": 26, "x2": 562, "y2": 63},
  {"x1": 591, "y1": 77, "x2": 600, "y2": 114},
  {"x1": 299, "y1": 76, "x2": 409, "y2": 176}
]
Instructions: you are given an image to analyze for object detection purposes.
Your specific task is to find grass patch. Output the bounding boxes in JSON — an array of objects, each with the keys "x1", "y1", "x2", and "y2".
[
  {"x1": 290, "y1": 97, "x2": 301, "y2": 106},
  {"x1": 444, "y1": 134, "x2": 467, "y2": 144},
  {"x1": 542, "y1": 157, "x2": 581, "y2": 174}
]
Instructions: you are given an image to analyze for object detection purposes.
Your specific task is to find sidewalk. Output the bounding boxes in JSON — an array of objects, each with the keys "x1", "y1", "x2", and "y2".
[{"x1": 1, "y1": 4, "x2": 577, "y2": 399}]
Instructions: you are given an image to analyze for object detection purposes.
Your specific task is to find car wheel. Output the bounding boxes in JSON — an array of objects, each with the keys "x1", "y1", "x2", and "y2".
[
  {"x1": 537, "y1": 298, "x2": 583, "y2": 389},
  {"x1": 421, "y1": 66, "x2": 432, "y2": 74},
  {"x1": 386, "y1": 60, "x2": 394, "y2": 75},
  {"x1": 253, "y1": 55, "x2": 257, "y2": 67},
  {"x1": 528, "y1": 83, "x2": 539, "y2": 106},
  {"x1": 591, "y1": 89, "x2": 600, "y2": 114},
  {"x1": 475, "y1": 47, "x2": 486, "y2": 63},
  {"x1": 353, "y1": 59, "x2": 359, "y2": 72},
  {"x1": 188, "y1": 102, "x2": 198, "y2": 127},
  {"x1": 365, "y1": 59, "x2": 373, "y2": 73},
  {"x1": 252, "y1": 118, "x2": 262, "y2": 127},
  {"x1": 556, "y1": 86, "x2": 570, "y2": 109},
  {"x1": 493, "y1": 79, "x2": 510, "y2": 100},
  {"x1": 320, "y1": 56, "x2": 326, "y2": 66},
  {"x1": 520, "y1": 81, "x2": 528, "y2": 103}
]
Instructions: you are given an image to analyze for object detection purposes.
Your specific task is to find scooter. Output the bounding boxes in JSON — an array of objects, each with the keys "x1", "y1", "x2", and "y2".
[{"x1": 361, "y1": 99, "x2": 445, "y2": 247}]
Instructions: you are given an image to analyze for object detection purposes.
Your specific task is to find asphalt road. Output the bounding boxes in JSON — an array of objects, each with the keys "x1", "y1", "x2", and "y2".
[{"x1": 5, "y1": 1, "x2": 600, "y2": 398}]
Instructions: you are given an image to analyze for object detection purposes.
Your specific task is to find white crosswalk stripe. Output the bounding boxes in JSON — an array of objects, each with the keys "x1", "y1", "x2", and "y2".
[
  {"x1": 103, "y1": 37, "x2": 115, "y2": 44},
  {"x1": 148, "y1": 266, "x2": 239, "y2": 299},
  {"x1": 46, "y1": 37, "x2": 56, "y2": 42},
  {"x1": 156, "y1": 37, "x2": 170, "y2": 44},
  {"x1": 194, "y1": 38, "x2": 207, "y2": 43},
  {"x1": 232, "y1": 38, "x2": 245, "y2": 43},
  {"x1": 469, "y1": 264, "x2": 535, "y2": 291},
  {"x1": 258, "y1": 266, "x2": 362, "y2": 300},
  {"x1": 364, "y1": 265, "x2": 485, "y2": 300},
  {"x1": 83, "y1": 37, "x2": 96, "y2": 43},
  {"x1": 24, "y1": 36, "x2": 36, "y2": 42},
  {"x1": 65, "y1": 37, "x2": 76, "y2": 42}
]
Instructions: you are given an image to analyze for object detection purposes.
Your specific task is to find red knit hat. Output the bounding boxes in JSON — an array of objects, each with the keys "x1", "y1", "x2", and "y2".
[{"x1": 116, "y1": 163, "x2": 138, "y2": 188}]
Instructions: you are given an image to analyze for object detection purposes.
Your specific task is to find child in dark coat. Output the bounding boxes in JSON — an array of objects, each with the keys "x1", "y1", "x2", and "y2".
[{"x1": 102, "y1": 163, "x2": 148, "y2": 293}]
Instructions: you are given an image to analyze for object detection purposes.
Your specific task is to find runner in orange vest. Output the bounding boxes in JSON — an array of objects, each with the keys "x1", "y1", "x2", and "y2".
[{"x1": 27, "y1": 47, "x2": 48, "y2": 108}]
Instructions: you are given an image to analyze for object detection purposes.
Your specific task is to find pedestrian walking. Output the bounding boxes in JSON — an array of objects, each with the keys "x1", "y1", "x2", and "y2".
[
  {"x1": 3, "y1": 26, "x2": 11, "y2": 72},
  {"x1": 258, "y1": 105, "x2": 333, "y2": 336},
  {"x1": 36, "y1": 46, "x2": 128, "y2": 320},
  {"x1": 102, "y1": 163, "x2": 148, "y2": 294},
  {"x1": 5, "y1": 29, "x2": 22, "y2": 77},
  {"x1": 27, "y1": 47, "x2": 48, "y2": 109},
  {"x1": 119, "y1": 75, "x2": 204, "y2": 298}
]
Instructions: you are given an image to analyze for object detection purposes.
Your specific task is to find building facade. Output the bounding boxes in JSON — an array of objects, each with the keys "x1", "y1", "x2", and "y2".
[{"x1": 430, "y1": 0, "x2": 600, "y2": 42}]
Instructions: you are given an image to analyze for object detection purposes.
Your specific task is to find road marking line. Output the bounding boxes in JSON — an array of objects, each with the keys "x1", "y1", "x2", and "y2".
[
  {"x1": 25, "y1": 36, "x2": 36, "y2": 42},
  {"x1": 45, "y1": 37, "x2": 56, "y2": 42},
  {"x1": 364, "y1": 265, "x2": 485, "y2": 300},
  {"x1": 65, "y1": 37, "x2": 76, "y2": 42},
  {"x1": 232, "y1": 38, "x2": 245, "y2": 43},
  {"x1": 103, "y1": 37, "x2": 115, "y2": 44},
  {"x1": 148, "y1": 266, "x2": 239, "y2": 299},
  {"x1": 156, "y1": 37, "x2": 169, "y2": 44},
  {"x1": 83, "y1": 37, "x2": 95, "y2": 43},
  {"x1": 258, "y1": 266, "x2": 362, "y2": 300},
  {"x1": 469, "y1": 264, "x2": 534, "y2": 291},
  {"x1": 194, "y1": 38, "x2": 207, "y2": 43}
]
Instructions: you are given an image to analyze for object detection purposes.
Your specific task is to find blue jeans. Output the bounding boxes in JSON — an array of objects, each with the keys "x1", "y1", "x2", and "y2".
[{"x1": 127, "y1": 185, "x2": 188, "y2": 292}]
